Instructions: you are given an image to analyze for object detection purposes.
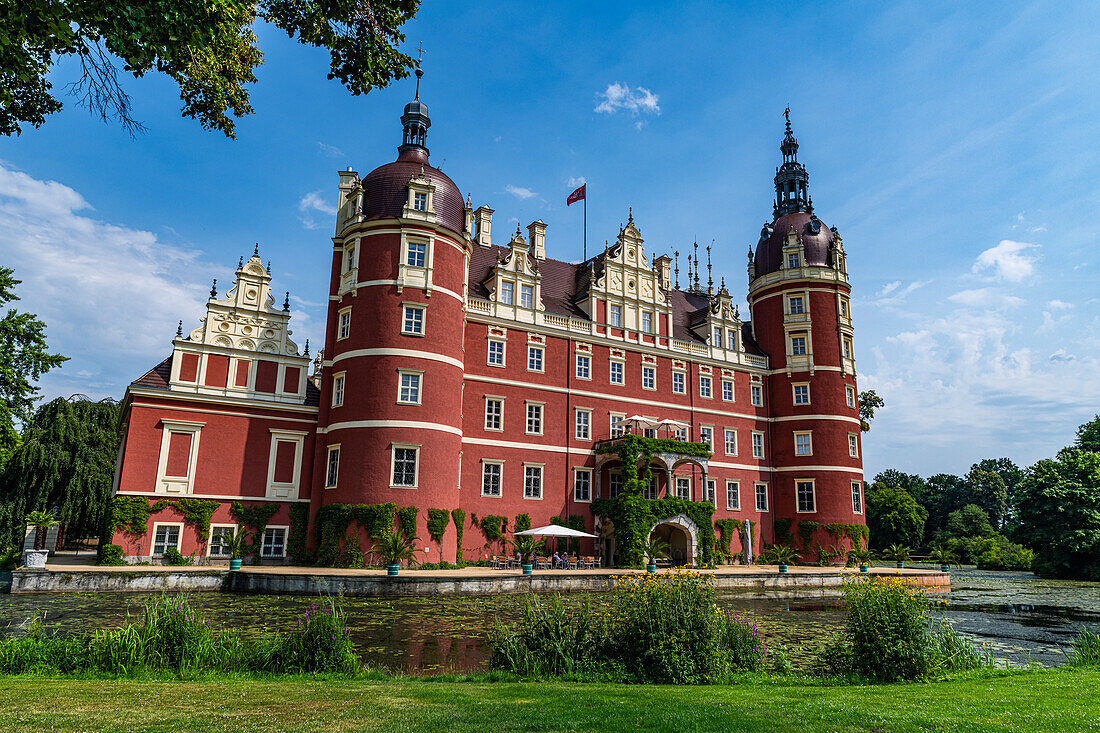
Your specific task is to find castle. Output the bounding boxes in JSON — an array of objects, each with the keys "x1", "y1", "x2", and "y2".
[{"x1": 109, "y1": 74, "x2": 865, "y2": 565}]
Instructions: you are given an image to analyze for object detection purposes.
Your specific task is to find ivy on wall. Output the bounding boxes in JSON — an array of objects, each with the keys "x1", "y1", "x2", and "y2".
[
  {"x1": 426, "y1": 508, "x2": 449, "y2": 544},
  {"x1": 287, "y1": 503, "x2": 310, "y2": 563},
  {"x1": 230, "y1": 501, "x2": 280, "y2": 560},
  {"x1": 107, "y1": 496, "x2": 220, "y2": 541},
  {"x1": 774, "y1": 518, "x2": 794, "y2": 547},
  {"x1": 451, "y1": 508, "x2": 466, "y2": 563},
  {"x1": 713, "y1": 518, "x2": 744, "y2": 561},
  {"x1": 823, "y1": 522, "x2": 869, "y2": 549},
  {"x1": 477, "y1": 514, "x2": 507, "y2": 552},
  {"x1": 594, "y1": 434, "x2": 712, "y2": 460},
  {"x1": 514, "y1": 513, "x2": 531, "y2": 533},
  {"x1": 396, "y1": 505, "x2": 418, "y2": 539},
  {"x1": 313, "y1": 502, "x2": 396, "y2": 567},
  {"x1": 797, "y1": 520, "x2": 819, "y2": 553}
]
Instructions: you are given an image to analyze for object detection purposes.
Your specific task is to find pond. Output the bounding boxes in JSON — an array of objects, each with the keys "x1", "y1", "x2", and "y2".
[{"x1": 1, "y1": 567, "x2": 1098, "y2": 673}]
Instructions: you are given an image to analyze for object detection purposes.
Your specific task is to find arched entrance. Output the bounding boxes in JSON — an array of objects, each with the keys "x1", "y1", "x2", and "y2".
[{"x1": 648, "y1": 514, "x2": 699, "y2": 566}]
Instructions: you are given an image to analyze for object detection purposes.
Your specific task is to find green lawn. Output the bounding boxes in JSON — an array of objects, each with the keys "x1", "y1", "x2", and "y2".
[{"x1": 1, "y1": 668, "x2": 1098, "y2": 732}]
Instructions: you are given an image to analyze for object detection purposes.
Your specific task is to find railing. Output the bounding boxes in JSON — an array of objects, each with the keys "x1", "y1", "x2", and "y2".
[{"x1": 466, "y1": 297, "x2": 491, "y2": 313}]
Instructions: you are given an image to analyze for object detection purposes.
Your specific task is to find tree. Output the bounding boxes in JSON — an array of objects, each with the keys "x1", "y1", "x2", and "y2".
[
  {"x1": 0, "y1": 396, "x2": 119, "y2": 550},
  {"x1": 0, "y1": 268, "x2": 67, "y2": 459},
  {"x1": 971, "y1": 457, "x2": 1024, "y2": 528},
  {"x1": 858, "y1": 390, "x2": 884, "y2": 432},
  {"x1": 944, "y1": 504, "x2": 993, "y2": 540},
  {"x1": 1, "y1": 0, "x2": 420, "y2": 138},
  {"x1": 866, "y1": 483, "x2": 927, "y2": 550},
  {"x1": 920, "y1": 473, "x2": 968, "y2": 537},
  {"x1": 1075, "y1": 415, "x2": 1100, "y2": 453},
  {"x1": 1013, "y1": 448, "x2": 1100, "y2": 580},
  {"x1": 871, "y1": 470, "x2": 927, "y2": 502},
  {"x1": 962, "y1": 468, "x2": 1008, "y2": 530}
]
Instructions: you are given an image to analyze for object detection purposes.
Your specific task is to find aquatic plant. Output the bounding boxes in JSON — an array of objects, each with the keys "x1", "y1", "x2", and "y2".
[{"x1": 1069, "y1": 625, "x2": 1100, "y2": 667}]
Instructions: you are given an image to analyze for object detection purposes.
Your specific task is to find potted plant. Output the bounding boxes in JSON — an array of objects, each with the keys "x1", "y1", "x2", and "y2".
[
  {"x1": 222, "y1": 530, "x2": 249, "y2": 571},
  {"x1": 640, "y1": 535, "x2": 670, "y2": 573},
  {"x1": 376, "y1": 529, "x2": 419, "y2": 576},
  {"x1": 849, "y1": 547, "x2": 874, "y2": 573},
  {"x1": 769, "y1": 544, "x2": 801, "y2": 573},
  {"x1": 929, "y1": 545, "x2": 957, "y2": 573},
  {"x1": 21, "y1": 510, "x2": 59, "y2": 569},
  {"x1": 511, "y1": 535, "x2": 543, "y2": 575},
  {"x1": 885, "y1": 543, "x2": 911, "y2": 569}
]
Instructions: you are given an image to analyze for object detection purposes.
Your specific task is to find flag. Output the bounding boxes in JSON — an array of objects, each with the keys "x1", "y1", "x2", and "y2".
[{"x1": 567, "y1": 184, "x2": 586, "y2": 206}]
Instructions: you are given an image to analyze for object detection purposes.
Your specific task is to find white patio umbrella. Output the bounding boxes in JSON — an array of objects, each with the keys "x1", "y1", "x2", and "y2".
[
  {"x1": 656, "y1": 418, "x2": 691, "y2": 438},
  {"x1": 612, "y1": 415, "x2": 660, "y2": 433},
  {"x1": 514, "y1": 524, "x2": 599, "y2": 538}
]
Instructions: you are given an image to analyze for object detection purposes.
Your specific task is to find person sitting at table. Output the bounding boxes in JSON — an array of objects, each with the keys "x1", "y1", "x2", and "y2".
[
  {"x1": 552, "y1": 552, "x2": 561, "y2": 568},
  {"x1": 561, "y1": 551, "x2": 570, "y2": 567}
]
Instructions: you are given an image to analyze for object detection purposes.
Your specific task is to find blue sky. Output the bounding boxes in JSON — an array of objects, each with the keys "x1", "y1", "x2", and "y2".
[{"x1": 1, "y1": 1, "x2": 1097, "y2": 479}]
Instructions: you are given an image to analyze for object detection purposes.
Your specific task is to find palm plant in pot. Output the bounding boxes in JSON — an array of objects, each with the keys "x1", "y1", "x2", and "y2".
[
  {"x1": 885, "y1": 543, "x2": 911, "y2": 569},
  {"x1": 376, "y1": 529, "x2": 419, "y2": 576},
  {"x1": 511, "y1": 535, "x2": 543, "y2": 575},
  {"x1": 640, "y1": 535, "x2": 670, "y2": 572},
  {"x1": 767, "y1": 544, "x2": 801, "y2": 573},
  {"x1": 929, "y1": 545, "x2": 957, "y2": 572},
  {"x1": 222, "y1": 530, "x2": 249, "y2": 571},
  {"x1": 848, "y1": 547, "x2": 874, "y2": 573},
  {"x1": 22, "y1": 510, "x2": 59, "y2": 569}
]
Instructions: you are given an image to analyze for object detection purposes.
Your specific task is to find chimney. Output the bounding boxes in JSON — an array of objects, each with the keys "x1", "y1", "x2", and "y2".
[
  {"x1": 527, "y1": 220, "x2": 547, "y2": 260},
  {"x1": 654, "y1": 254, "x2": 672, "y2": 291},
  {"x1": 474, "y1": 205, "x2": 494, "y2": 247}
]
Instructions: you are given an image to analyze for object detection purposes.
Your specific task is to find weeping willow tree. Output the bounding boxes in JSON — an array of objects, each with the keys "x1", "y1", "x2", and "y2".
[{"x1": 0, "y1": 395, "x2": 119, "y2": 549}]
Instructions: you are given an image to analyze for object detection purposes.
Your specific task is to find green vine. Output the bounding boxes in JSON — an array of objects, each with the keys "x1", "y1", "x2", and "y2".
[
  {"x1": 451, "y1": 508, "x2": 466, "y2": 563},
  {"x1": 797, "y1": 520, "x2": 819, "y2": 552},
  {"x1": 514, "y1": 513, "x2": 531, "y2": 533},
  {"x1": 592, "y1": 495, "x2": 715, "y2": 567},
  {"x1": 594, "y1": 433, "x2": 712, "y2": 459},
  {"x1": 478, "y1": 514, "x2": 507, "y2": 550},
  {"x1": 287, "y1": 503, "x2": 310, "y2": 562},
  {"x1": 396, "y1": 505, "x2": 418, "y2": 539},
  {"x1": 426, "y1": 508, "x2": 449, "y2": 544},
  {"x1": 313, "y1": 502, "x2": 396, "y2": 567},
  {"x1": 774, "y1": 518, "x2": 794, "y2": 546},
  {"x1": 714, "y1": 518, "x2": 744, "y2": 561},
  {"x1": 230, "y1": 501, "x2": 280, "y2": 560},
  {"x1": 823, "y1": 522, "x2": 869, "y2": 549},
  {"x1": 107, "y1": 497, "x2": 218, "y2": 541}
]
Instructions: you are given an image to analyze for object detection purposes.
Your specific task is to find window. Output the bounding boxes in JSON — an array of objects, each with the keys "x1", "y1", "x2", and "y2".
[
  {"x1": 524, "y1": 465, "x2": 543, "y2": 499},
  {"x1": 152, "y1": 524, "x2": 181, "y2": 556},
  {"x1": 156, "y1": 419, "x2": 203, "y2": 494},
  {"x1": 706, "y1": 479, "x2": 717, "y2": 507},
  {"x1": 526, "y1": 403, "x2": 543, "y2": 435},
  {"x1": 724, "y1": 429, "x2": 737, "y2": 455},
  {"x1": 700, "y1": 376, "x2": 712, "y2": 398},
  {"x1": 796, "y1": 480, "x2": 816, "y2": 513},
  {"x1": 575, "y1": 410, "x2": 591, "y2": 440},
  {"x1": 574, "y1": 469, "x2": 592, "y2": 502},
  {"x1": 398, "y1": 371, "x2": 421, "y2": 404},
  {"x1": 641, "y1": 311, "x2": 653, "y2": 333},
  {"x1": 520, "y1": 284, "x2": 534, "y2": 309},
  {"x1": 527, "y1": 346, "x2": 543, "y2": 372},
  {"x1": 672, "y1": 371, "x2": 685, "y2": 394},
  {"x1": 676, "y1": 476, "x2": 690, "y2": 500},
  {"x1": 642, "y1": 366, "x2": 656, "y2": 390},
  {"x1": 262, "y1": 527, "x2": 287, "y2": 557},
  {"x1": 344, "y1": 245, "x2": 356, "y2": 273},
  {"x1": 481, "y1": 462, "x2": 502, "y2": 496},
  {"x1": 406, "y1": 241, "x2": 426, "y2": 267},
  {"x1": 644, "y1": 476, "x2": 658, "y2": 500},
  {"x1": 795, "y1": 431, "x2": 813, "y2": 456},
  {"x1": 843, "y1": 338, "x2": 853, "y2": 359},
  {"x1": 608, "y1": 304, "x2": 622, "y2": 327},
  {"x1": 487, "y1": 340, "x2": 505, "y2": 366},
  {"x1": 789, "y1": 296, "x2": 804, "y2": 314},
  {"x1": 209, "y1": 526, "x2": 235, "y2": 558},
  {"x1": 721, "y1": 380, "x2": 734, "y2": 401},
  {"x1": 325, "y1": 446, "x2": 340, "y2": 488},
  {"x1": 576, "y1": 355, "x2": 591, "y2": 379},
  {"x1": 791, "y1": 335, "x2": 807, "y2": 356},
  {"x1": 413, "y1": 191, "x2": 427, "y2": 211},
  {"x1": 727, "y1": 329, "x2": 737, "y2": 350},
  {"x1": 787, "y1": 253, "x2": 800, "y2": 269},
  {"x1": 610, "y1": 413, "x2": 626, "y2": 437},
  {"x1": 610, "y1": 360, "x2": 624, "y2": 385},
  {"x1": 852, "y1": 482, "x2": 864, "y2": 514},
  {"x1": 848, "y1": 433, "x2": 859, "y2": 458},
  {"x1": 726, "y1": 481, "x2": 740, "y2": 510},
  {"x1": 713, "y1": 328, "x2": 722, "y2": 348},
  {"x1": 751, "y1": 384, "x2": 763, "y2": 406},
  {"x1": 392, "y1": 446, "x2": 418, "y2": 487},
  {"x1": 643, "y1": 427, "x2": 656, "y2": 438},
  {"x1": 675, "y1": 426, "x2": 687, "y2": 441},
  {"x1": 846, "y1": 385, "x2": 856, "y2": 408},
  {"x1": 755, "y1": 483, "x2": 769, "y2": 512},
  {"x1": 500, "y1": 281, "x2": 514, "y2": 305},
  {"x1": 793, "y1": 383, "x2": 809, "y2": 405},
  {"x1": 402, "y1": 305, "x2": 424, "y2": 335},
  {"x1": 484, "y1": 398, "x2": 503, "y2": 431},
  {"x1": 338, "y1": 309, "x2": 351, "y2": 340},
  {"x1": 752, "y1": 431, "x2": 765, "y2": 459},
  {"x1": 609, "y1": 472, "x2": 623, "y2": 498},
  {"x1": 840, "y1": 298, "x2": 849, "y2": 318},
  {"x1": 332, "y1": 374, "x2": 345, "y2": 407},
  {"x1": 700, "y1": 426, "x2": 712, "y2": 448}
]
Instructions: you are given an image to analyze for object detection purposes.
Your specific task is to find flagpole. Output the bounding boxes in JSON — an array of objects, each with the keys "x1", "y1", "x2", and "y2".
[{"x1": 583, "y1": 192, "x2": 587, "y2": 261}]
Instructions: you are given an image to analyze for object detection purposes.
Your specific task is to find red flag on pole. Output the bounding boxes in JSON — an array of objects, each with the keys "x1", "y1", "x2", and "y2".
[{"x1": 566, "y1": 184, "x2": 586, "y2": 206}]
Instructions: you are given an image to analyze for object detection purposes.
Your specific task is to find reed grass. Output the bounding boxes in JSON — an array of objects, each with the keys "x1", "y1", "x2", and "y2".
[{"x1": 1068, "y1": 625, "x2": 1100, "y2": 667}]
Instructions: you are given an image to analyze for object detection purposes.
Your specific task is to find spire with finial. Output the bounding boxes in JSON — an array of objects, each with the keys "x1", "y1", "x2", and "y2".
[
  {"x1": 674, "y1": 250, "x2": 680, "y2": 289},
  {"x1": 706, "y1": 243, "x2": 713, "y2": 296},
  {"x1": 238, "y1": 255, "x2": 243, "y2": 269},
  {"x1": 303, "y1": 339, "x2": 310, "y2": 358},
  {"x1": 692, "y1": 241, "x2": 700, "y2": 291},
  {"x1": 628, "y1": 206, "x2": 633, "y2": 226},
  {"x1": 253, "y1": 243, "x2": 259, "y2": 256},
  {"x1": 176, "y1": 320, "x2": 183, "y2": 338},
  {"x1": 266, "y1": 261, "x2": 271, "y2": 274},
  {"x1": 283, "y1": 292, "x2": 290, "y2": 311},
  {"x1": 209, "y1": 279, "x2": 217, "y2": 298},
  {"x1": 774, "y1": 107, "x2": 811, "y2": 218},
  {"x1": 400, "y1": 45, "x2": 431, "y2": 154}
]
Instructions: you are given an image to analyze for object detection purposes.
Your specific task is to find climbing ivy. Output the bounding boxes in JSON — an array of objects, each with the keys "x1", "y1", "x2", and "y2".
[
  {"x1": 230, "y1": 501, "x2": 280, "y2": 561},
  {"x1": 426, "y1": 508, "x2": 449, "y2": 544},
  {"x1": 774, "y1": 518, "x2": 794, "y2": 546},
  {"x1": 451, "y1": 508, "x2": 466, "y2": 563},
  {"x1": 594, "y1": 433, "x2": 712, "y2": 459},
  {"x1": 823, "y1": 522, "x2": 869, "y2": 549},
  {"x1": 514, "y1": 513, "x2": 531, "y2": 533},
  {"x1": 713, "y1": 518, "x2": 744, "y2": 561},
  {"x1": 396, "y1": 505, "x2": 418, "y2": 539},
  {"x1": 287, "y1": 503, "x2": 310, "y2": 563},
  {"x1": 106, "y1": 496, "x2": 218, "y2": 540},
  {"x1": 797, "y1": 520, "x2": 819, "y2": 552},
  {"x1": 477, "y1": 514, "x2": 507, "y2": 552},
  {"x1": 313, "y1": 502, "x2": 396, "y2": 567},
  {"x1": 593, "y1": 495, "x2": 715, "y2": 567}
]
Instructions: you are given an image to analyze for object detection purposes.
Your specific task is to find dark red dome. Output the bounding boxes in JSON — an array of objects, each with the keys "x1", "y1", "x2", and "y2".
[
  {"x1": 753, "y1": 211, "x2": 834, "y2": 277},
  {"x1": 361, "y1": 147, "x2": 465, "y2": 236}
]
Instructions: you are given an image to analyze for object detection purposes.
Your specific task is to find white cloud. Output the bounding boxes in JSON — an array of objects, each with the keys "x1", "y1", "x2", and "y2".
[
  {"x1": 948, "y1": 287, "x2": 1025, "y2": 309},
  {"x1": 873, "y1": 279, "x2": 928, "y2": 306},
  {"x1": 316, "y1": 142, "x2": 345, "y2": 158},
  {"x1": 567, "y1": 176, "x2": 586, "y2": 188},
  {"x1": 972, "y1": 239, "x2": 1039, "y2": 282},
  {"x1": 878, "y1": 281, "x2": 900, "y2": 297},
  {"x1": 1049, "y1": 349, "x2": 1076, "y2": 362},
  {"x1": 594, "y1": 83, "x2": 661, "y2": 116},
  {"x1": 1046, "y1": 299, "x2": 1073, "y2": 310},
  {"x1": 505, "y1": 184, "x2": 537, "y2": 200},
  {"x1": 298, "y1": 190, "x2": 336, "y2": 230}
]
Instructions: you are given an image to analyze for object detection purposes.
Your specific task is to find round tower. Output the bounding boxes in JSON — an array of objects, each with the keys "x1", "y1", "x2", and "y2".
[
  {"x1": 314, "y1": 67, "x2": 469, "y2": 561},
  {"x1": 747, "y1": 109, "x2": 865, "y2": 561}
]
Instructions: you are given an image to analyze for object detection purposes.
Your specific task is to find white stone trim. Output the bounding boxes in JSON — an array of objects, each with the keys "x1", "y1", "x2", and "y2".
[
  {"x1": 128, "y1": 390, "x2": 318, "y2": 417},
  {"x1": 389, "y1": 442, "x2": 421, "y2": 489},
  {"x1": 155, "y1": 419, "x2": 204, "y2": 494},
  {"x1": 330, "y1": 347, "x2": 463, "y2": 370},
  {"x1": 795, "y1": 478, "x2": 817, "y2": 513},
  {"x1": 117, "y1": 490, "x2": 310, "y2": 502},
  {"x1": 461, "y1": 436, "x2": 594, "y2": 455},
  {"x1": 266, "y1": 429, "x2": 307, "y2": 499},
  {"x1": 321, "y1": 420, "x2": 462, "y2": 436},
  {"x1": 773, "y1": 465, "x2": 863, "y2": 474},
  {"x1": 151, "y1": 522, "x2": 185, "y2": 557}
]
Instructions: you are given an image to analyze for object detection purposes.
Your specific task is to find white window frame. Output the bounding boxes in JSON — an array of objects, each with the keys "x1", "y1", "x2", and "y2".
[
  {"x1": 724, "y1": 428, "x2": 737, "y2": 456},
  {"x1": 390, "y1": 443, "x2": 420, "y2": 488},
  {"x1": 843, "y1": 337, "x2": 854, "y2": 359},
  {"x1": 848, "y1": 433, "x2": 860, "y2": 458},
  {"x1": 575, "y1": 409, "x2": 591, "y2": 440},
  {"x1": 846, "y1": 385, "x2": 856, "y2": 408},
  {"x1": 325, "y1": 444, "x2": 340, "y2": 489},
  {"x1": 755, "y1": 482, "x2": 769, "y2": 512},
  {"x1": 155, "y1": 419, "x2": 204, "y2": 494},
  {"x1": 610, "y1": 359, "x2": 625, "y2": 385},
  {"x1": 576, "y1": 354, "x2": 591, "y2": 380},
  {"x1": 752, "y1": 431, "x2": 765, "y2": 460},
  {"x1": 397, "y1": 370, "x2": 423, "y2": 405},
  {"x1": 573, "y1": 468, "x2": 593, "y2": 503},
  {"x1": 608, "y1": 303, "x2": 622, "y2": 327},
  {"x1": 796, "y1": 479, "x2": 817, "y2": 513},
  {"x1": 610, "y1": 412, "x2": 626, "y2": 437},
  {"x1": 609, "y1": 471, "x2": 623, "y2": 498},
  {"x1": 794, "y1": 431, "x2": 813, "y2": 456},
  {"x1": 261, "y1": 525, "x2": 289, "y2": 558},
  {"x1": 151, "y1": 522, "x2": 184, "y2": 557},
  {"x1": 332, "y1": 371, "x2": 345, "y2": 407},
  {"x1": 788, "y1": 295, "x2": 805, "y2": 315},
  {"x1": 672, "y1": 370, "x2": 686, "y2": 394},
  {"x1": 852, "y1": 481, "x2": 864, "y2": 514},
  {"x1": 699, "y1": 375, "x2": 712, "y2": 398},
  {"x1": 722, "y1": 379, "x2": 734, "y2": 402},
  {"x1": 791, "y1": 334, "x2": 808, "y2": 356},
  {"x1": 751, "y1": 384, "x2": 763, "y2": 407},
  {"x1": 526, "y1": 402, "x2": 544, "y2": 435},
  {"x1": 405, "y1": 239, "x2": 427, "y2": 268},
  {"x1": 713, "y1": 327, "x2": 723, "y2": 348},
  {"x1": 402, "y1": 304, "x2": 426, "y2": 336},
  {"x1": 700, "y1": 425, "x2": 713, "y2": 449},
  {"x1": 726, "y1": 480, "x2": 740, "y2": 511},
  {"x1": 676, "y1": 476, "x2": 691, "y2": 500},
  {"x1": 793, "y1": 382, "x2": 810, "y2": 406},
  {"x1": 527, "y1": 345, "x2": 544, "y2": 373},
  {"x1": 641, "y1": 365, "x2": 656, "y2": 391},
  {"x1": 523, "y1": 463, "x2": 544, "y2": 500},
  {"x1": 706, "y1": 478, "x2": 717, "y2": 507},
  {"x1": 487, "y1": 339, "x2": 506, "y2": 367},
  {"x1": 481, "y1": 460, "x2": 503, "y2": 497},
  {"x1": 643, "y1": 475, "x2": 658, "y2": 500},
  {"x1": 500, "y1": 280, "x2": 514, "y2": 305},
  {"x1": 484, "y1": 397, "x2": 504, "y2": 432},
  {"x1": 641, "y1": 311, "x2": 653, "y2": 334},
  {"x1": 266, "y1": 429, "x2": 307, "y2": 499},
  {"x1": 207, "y1": 524, "x2": 238, "y2": 558},
  {"x1": 413, "y1": 190, "x2": 427, "y2": 212},
  {"x1": 337, "y1": 308, "x2": 352, "y2": 340},
  {"x1": 519, "y1": 284, "x2": 534, "y2": 309}
]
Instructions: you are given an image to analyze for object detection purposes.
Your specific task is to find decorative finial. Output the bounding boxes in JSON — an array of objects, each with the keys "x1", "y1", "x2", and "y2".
[
  {"x1": 254, "y1": 243, "x2": 259, "y2": 256},
  {"x1": 283, "y1": 292, "x2": 290, "y2": 310},
  {"x1": 784, "y1": 106, "x2": 791, "y2": 134},
  {"x1": 707, "y1": 243, "x2": 713, "y2": 295},
  {"x1": 466, "y1": 192, "x2": 472, "y2": 208},
  {"x1": 414, "y1": 43, "x2": 425, "y2": 99},
  {"x1": 303, "y1": 339, "x2": 310, "y2": 357},
  {"x1": 693, "y1": 241, "x2": 700, "y2": 290},
  {"x1": 238, "y1": 255, "x2": 243, "y2": 269},
  {"x1": 628, "y1": 206, "x2": 633, "y2": 225},
  {"x1": 266, "y1": 261, "x2": 271, "y2": 274},
  {"x1": 210, "y1": 279, "x2": 217, "y2": 298},
  {"x1": 674, "y1": 250, "x2": 680, "y2": 289},
  {"x1": 176, "y1": 320, "x2": 183, "y2": 338}
]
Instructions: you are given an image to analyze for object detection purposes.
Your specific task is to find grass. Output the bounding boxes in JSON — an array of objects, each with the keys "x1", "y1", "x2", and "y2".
[{"x1": 1, "y1": 668, "x2": 1099, "y2": 731}]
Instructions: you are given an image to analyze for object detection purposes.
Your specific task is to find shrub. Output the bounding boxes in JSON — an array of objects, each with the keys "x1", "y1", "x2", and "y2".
[
  {"x1": 162, "y1": 547, "x2": 193, "y2": 566},
  {"x1": 271, "y1": 597, "x2": 359, "y2": 674},
  {"x1": 842, "y1": 576, "x2": 933, "y2": 681},
  {"x1": 489, "y1": 595, "x2": 596, "y2": 678}
]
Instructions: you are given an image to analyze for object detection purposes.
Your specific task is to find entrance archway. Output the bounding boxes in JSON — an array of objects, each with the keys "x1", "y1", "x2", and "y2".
[{"x1": 648, "y1": 513, "x2": 699, "y2": 566}]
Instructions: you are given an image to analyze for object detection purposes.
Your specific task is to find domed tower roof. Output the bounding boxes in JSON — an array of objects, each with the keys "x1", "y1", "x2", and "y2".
[
  {"x1": 752, "y1": 110, "x2": 833, "y2": 278},
  {"x1": 359, "y1": 66, "x2": 465, "y2": 235}
]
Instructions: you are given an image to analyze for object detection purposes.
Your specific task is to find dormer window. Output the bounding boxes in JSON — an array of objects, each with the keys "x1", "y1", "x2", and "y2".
[
  {"x1": 520, "y1": 284, "x2": 534, "y2": 309},
  {"x1": 712, "y1": 328, "x2": 722, "y2": 348},
  {"x1": 787, "y1": 253, "x2": 800, "y2": 269},
  {"x1": 413, "y1": 191, "x2": 427, "y2": 211},
  {"x1": 608, "y1": 304, "x2": 622, "y2": 327},
  {"x1": 500, "y1": 281, "x2": 514, "y2": 305}
]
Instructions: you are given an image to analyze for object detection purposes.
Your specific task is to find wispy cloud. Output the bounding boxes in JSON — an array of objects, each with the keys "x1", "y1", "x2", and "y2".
[
  {"x1": 873, "y1": 279, "x2": 928, "y2": 306},
  {"x1": 316, "y1": 142, "x2": 345, "y2": 158},
  {"x1": 948, "y1": 287, "x2": 1025, "y2": 309},
  {"x1": 298, "y1": 190, "x2": 336, "y2": 230},
  {"x1": 594, "y1": 83, "x2": 661, "y2": 116},
  {"x1": 972, "y1": 239, "x2": 1039, "y2": 282},
  {"x1": 567, "y1": 176, "x2": 586, "y2": 188},
  {"x1": 505, "y1": 184, "x2": 537, "y2": 200}
]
